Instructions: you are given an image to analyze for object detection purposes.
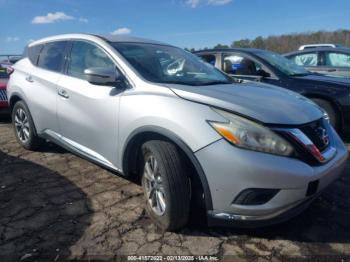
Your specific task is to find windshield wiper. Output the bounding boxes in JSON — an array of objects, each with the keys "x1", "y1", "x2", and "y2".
[
  {"x1": 200, "y1": 80, "x2": 231, "y2": 86},
  {"x1": 161, "y1": 80, "x2": 231, "y2": 86},
  {"x1": 161, "y1": 81, "x2": 199, "y2": 86},
  {"x1": 289, "y1": 73, "x2": 309, "y2": 77}
]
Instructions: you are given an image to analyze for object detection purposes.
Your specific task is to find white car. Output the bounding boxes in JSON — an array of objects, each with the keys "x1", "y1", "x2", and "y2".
[{"x1": 298, "y1": 44, "x2": 344, "y2": 50}]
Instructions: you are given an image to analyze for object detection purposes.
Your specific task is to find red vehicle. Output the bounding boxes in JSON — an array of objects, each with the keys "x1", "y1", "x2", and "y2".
[
  {"x1": 0, "y1": 68, "x2": 9, "y2": 112},
  {"x1": 0, "y1": 55, "x2": 20, "y2": 114}
]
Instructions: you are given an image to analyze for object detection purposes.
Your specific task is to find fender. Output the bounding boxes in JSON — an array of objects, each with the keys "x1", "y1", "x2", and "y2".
[
  {"x1": 122, "y1": 125, "x2": 213, "y2": 211},
  {"x1": 302, "y1": 92, "x2": 344, "y2": 129},
  {"x1": 8, "y1": 91, "x2": 25, "y2": 109}
]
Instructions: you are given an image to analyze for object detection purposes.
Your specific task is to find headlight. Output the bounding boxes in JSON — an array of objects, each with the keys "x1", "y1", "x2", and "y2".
[
  {"x1": 308, "y1": 99, "x2": 330, "y2": 123},
  {"x1": 322, "y1": 111, "x2": 330, "y2": 123},
  {"x1": 208, "y1": 108, "x2": 294, "y2": 156}
]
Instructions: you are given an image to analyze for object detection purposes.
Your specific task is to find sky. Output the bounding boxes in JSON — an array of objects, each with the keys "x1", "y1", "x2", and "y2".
[{"x1": 0, "y1": 0, "x2": 350, "y2": 54}]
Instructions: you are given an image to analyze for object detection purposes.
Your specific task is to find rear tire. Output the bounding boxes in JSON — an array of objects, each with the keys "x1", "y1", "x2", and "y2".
[
  {"x1": 311, "y1": 98, "x2": 339, "y2": 129},
  {"x1": 140, "y1": 140, "x2": 190, "y2": 231},
  {"x1": 12, "y1": 101, "x2": 42, "y2": 150}
]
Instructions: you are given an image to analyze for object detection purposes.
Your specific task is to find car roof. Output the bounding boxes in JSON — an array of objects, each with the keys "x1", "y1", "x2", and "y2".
[
  {"x1": 95, "y1": 34, "x2": 167, "y2": 45},
  {"x1": 284, "y1": 47, "x2": 350, "y2": 56},
  {"x1": 28, "y1": 33, "x2": 169, "y2": 47},
  {"x1": 298, "y1": 44, "x2": 343, "y2": 50},
  {"x1": 194, "y1": 48, "x2": 267, "y2": 54}
]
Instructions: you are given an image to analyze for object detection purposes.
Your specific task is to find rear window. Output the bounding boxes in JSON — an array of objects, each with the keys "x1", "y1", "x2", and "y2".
[
  {"x1": 325, "y1": 52, "x2": 350, "y2": 67},
  {"x1": 27, "y1": 44, "x2": 44, "y2": 65},
  {"x1": 37, "y1": 41, "x2": 67, "y2": 72}
]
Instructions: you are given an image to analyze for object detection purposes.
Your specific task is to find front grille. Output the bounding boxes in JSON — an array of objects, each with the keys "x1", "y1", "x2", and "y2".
[
  {"x1": 299, "y1": 119, "x2": 330, "y2": 152},
  {"x1": 0, "y1": 89, "x2": 7, "y2": 102}
]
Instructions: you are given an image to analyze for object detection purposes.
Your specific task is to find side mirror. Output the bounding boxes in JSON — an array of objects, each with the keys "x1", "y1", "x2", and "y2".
[
  {"x1": 84, "y1": 67, "x2": 122, "y2": 85},
  {"x1": 256, "y1": 69, "x2": 271, "y2": 78}
]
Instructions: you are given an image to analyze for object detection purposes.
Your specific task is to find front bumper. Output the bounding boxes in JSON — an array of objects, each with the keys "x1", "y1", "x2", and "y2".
[{"x1": 195, "y1": 127, "x2": 348, "y2": 227}]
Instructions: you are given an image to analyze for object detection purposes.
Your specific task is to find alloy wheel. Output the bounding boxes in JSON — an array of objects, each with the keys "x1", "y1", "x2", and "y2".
[
  {"x1": 14, "y1": 108, "x2": 30, "y2": 143},
  {"x1": 142, "y1": 155, "x2": 166, "y2": 216}
]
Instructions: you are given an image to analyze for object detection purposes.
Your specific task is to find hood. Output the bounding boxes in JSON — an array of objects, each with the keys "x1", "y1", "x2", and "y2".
[
  {"x1": 167, "y1": 81, "x2": 323, "y2": 125},
  {"x1": 296, "y1": 74, "x2": 350, "y2": 86}
]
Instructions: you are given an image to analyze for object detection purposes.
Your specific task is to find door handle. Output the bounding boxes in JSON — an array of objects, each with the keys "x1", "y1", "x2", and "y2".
[
  {"x1": 58, "y1": 89, "x2": 69, "y2": 99},
  {"x1": 327, "y1": 69, "x2": 336, "y2": 72},
  {"x1": 25, "y1": 76, "x2": 34, "y2": 83}
]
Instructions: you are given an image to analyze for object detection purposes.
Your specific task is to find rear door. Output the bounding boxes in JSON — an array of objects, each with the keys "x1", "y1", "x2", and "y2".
[
  {"x1": 24, "y1": 41, "x2": 67, "y2": 133},
  {"x1": 318, "y1": 51, "x2": 350, "y2": 77},
  {"x1": 221, "y1": 52, "x2": 277, "y2": 82},
  {"x1": 56, "y1": 40, "x2": 122, "y2": 169}
]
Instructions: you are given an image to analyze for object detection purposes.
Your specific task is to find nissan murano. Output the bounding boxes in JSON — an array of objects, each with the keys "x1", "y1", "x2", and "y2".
[{"x1": 7, "y1": 34, "x2": 348, "y2": 230}]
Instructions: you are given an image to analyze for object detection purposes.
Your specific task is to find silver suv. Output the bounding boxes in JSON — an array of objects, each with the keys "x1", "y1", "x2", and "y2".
[{"x1": 7, "y1": 34, "x2": 348, "y2": 230}]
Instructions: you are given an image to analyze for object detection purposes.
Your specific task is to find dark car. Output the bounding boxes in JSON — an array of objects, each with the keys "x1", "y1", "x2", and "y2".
[
  {"x1": 195, "y1": 48, "x2": 350, "y2": 133},
  {"x1": 284, "y1": 47, "x2": 350, "y2": 78}
]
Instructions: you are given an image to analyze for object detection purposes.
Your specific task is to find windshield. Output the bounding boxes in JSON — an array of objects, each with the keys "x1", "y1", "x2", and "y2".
[
  {"x1": 256, "y1": 50, "x2": 310, "y2": 76},
  {"x1": 111, "y1": 42, "x2": 231, "y2": 86}
]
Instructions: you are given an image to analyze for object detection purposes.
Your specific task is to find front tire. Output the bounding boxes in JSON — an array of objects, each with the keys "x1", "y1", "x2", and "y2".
[
  {"x1": 140, "y1": 140, "x2": 190, "y2": 231},
  {"x1": 12, "y1": 101, "x2": 42, "y2": 150},
  {"x1": 311, "y1": 98, "x2": 339, "y2": 130}
]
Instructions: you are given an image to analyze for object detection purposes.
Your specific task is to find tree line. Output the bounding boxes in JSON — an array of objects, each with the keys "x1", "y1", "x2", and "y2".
[{"x1": 185, "y1": 29, "x2": 350, "y2": 53}]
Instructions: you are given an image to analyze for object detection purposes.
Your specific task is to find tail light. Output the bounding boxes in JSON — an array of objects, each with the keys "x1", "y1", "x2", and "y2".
[{"x1": 6, "y1": 66, "x2": 14, "y2": 76}]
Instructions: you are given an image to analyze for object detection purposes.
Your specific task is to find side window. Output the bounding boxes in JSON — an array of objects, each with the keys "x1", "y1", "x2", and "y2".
[
  {"x1": 199, "y1": 54, "x2": 216, "y2": 66},
  {"x1": 37, "y1": 41, "x2": 67, "y2": 72},
  {"x1": 223, "y1": 54, "x2": 262, "y2": 76},
  {"x1": 28, "y1": 44, "x2": 43, "y2": 65},
  {"x1": 291, "y1": 53, "x2": 317, "y2": 66},
  {"x1": 325, "y1": 52, "x2": 350, "y2": 67},
  {"x1": 67, "y1": 41, "x2": 115, "y2": 80}
]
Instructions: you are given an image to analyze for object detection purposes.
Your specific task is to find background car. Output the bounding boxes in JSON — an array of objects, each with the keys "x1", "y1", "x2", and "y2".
[
  {"x1": 0, "y1": 66, "x2": 10, "y2": 114},
  {"x1": 0, "y1": 55, "x2": 21, "y2": 115},
  {"x1": 195, "y1": 48, "x2": 350, "y2": 133},
  {"x1": 0, "y1": 55, "x2": 22, "y2": 64},
  {"x1": 0, "y1": 55, "x2": 20, "y2": 115},
  {"x1": 298, "y1": 44, "x2": 345, "y2": 50},
  {"x1": 284, "y1": 47, "x2": 350, "y2": 77}
]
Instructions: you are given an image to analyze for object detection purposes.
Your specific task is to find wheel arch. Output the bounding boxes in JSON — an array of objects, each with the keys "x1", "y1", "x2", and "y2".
[
  {"x1": 9, "y1": 92, "x2": 24, "y2": 110},
  {"x1": 122, "y1": 125, "x2": 213, "y2": 211},
  {"x1": 303, "y1": 93, "x2": 344, "y2": 130},
  {"x1": 9, "y1": 94, "x2": 40, "y2": 137}
]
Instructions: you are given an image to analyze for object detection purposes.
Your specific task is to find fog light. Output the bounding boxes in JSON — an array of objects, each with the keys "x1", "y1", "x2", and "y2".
[
  {"x1": 306, "y1": 180, "x2": 319, "y2": 196},
  {"x1": 233, "y1": 188, "x2": 280, "y2": 205}
]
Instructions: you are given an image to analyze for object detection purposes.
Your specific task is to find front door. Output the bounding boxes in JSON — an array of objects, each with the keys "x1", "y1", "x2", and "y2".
[
  {"x1": 56, "y1": 40, "x2": 122, "y2": 169},
  {"x1": 222, "y1": 52, "x2": 275, "y2": 82}
]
